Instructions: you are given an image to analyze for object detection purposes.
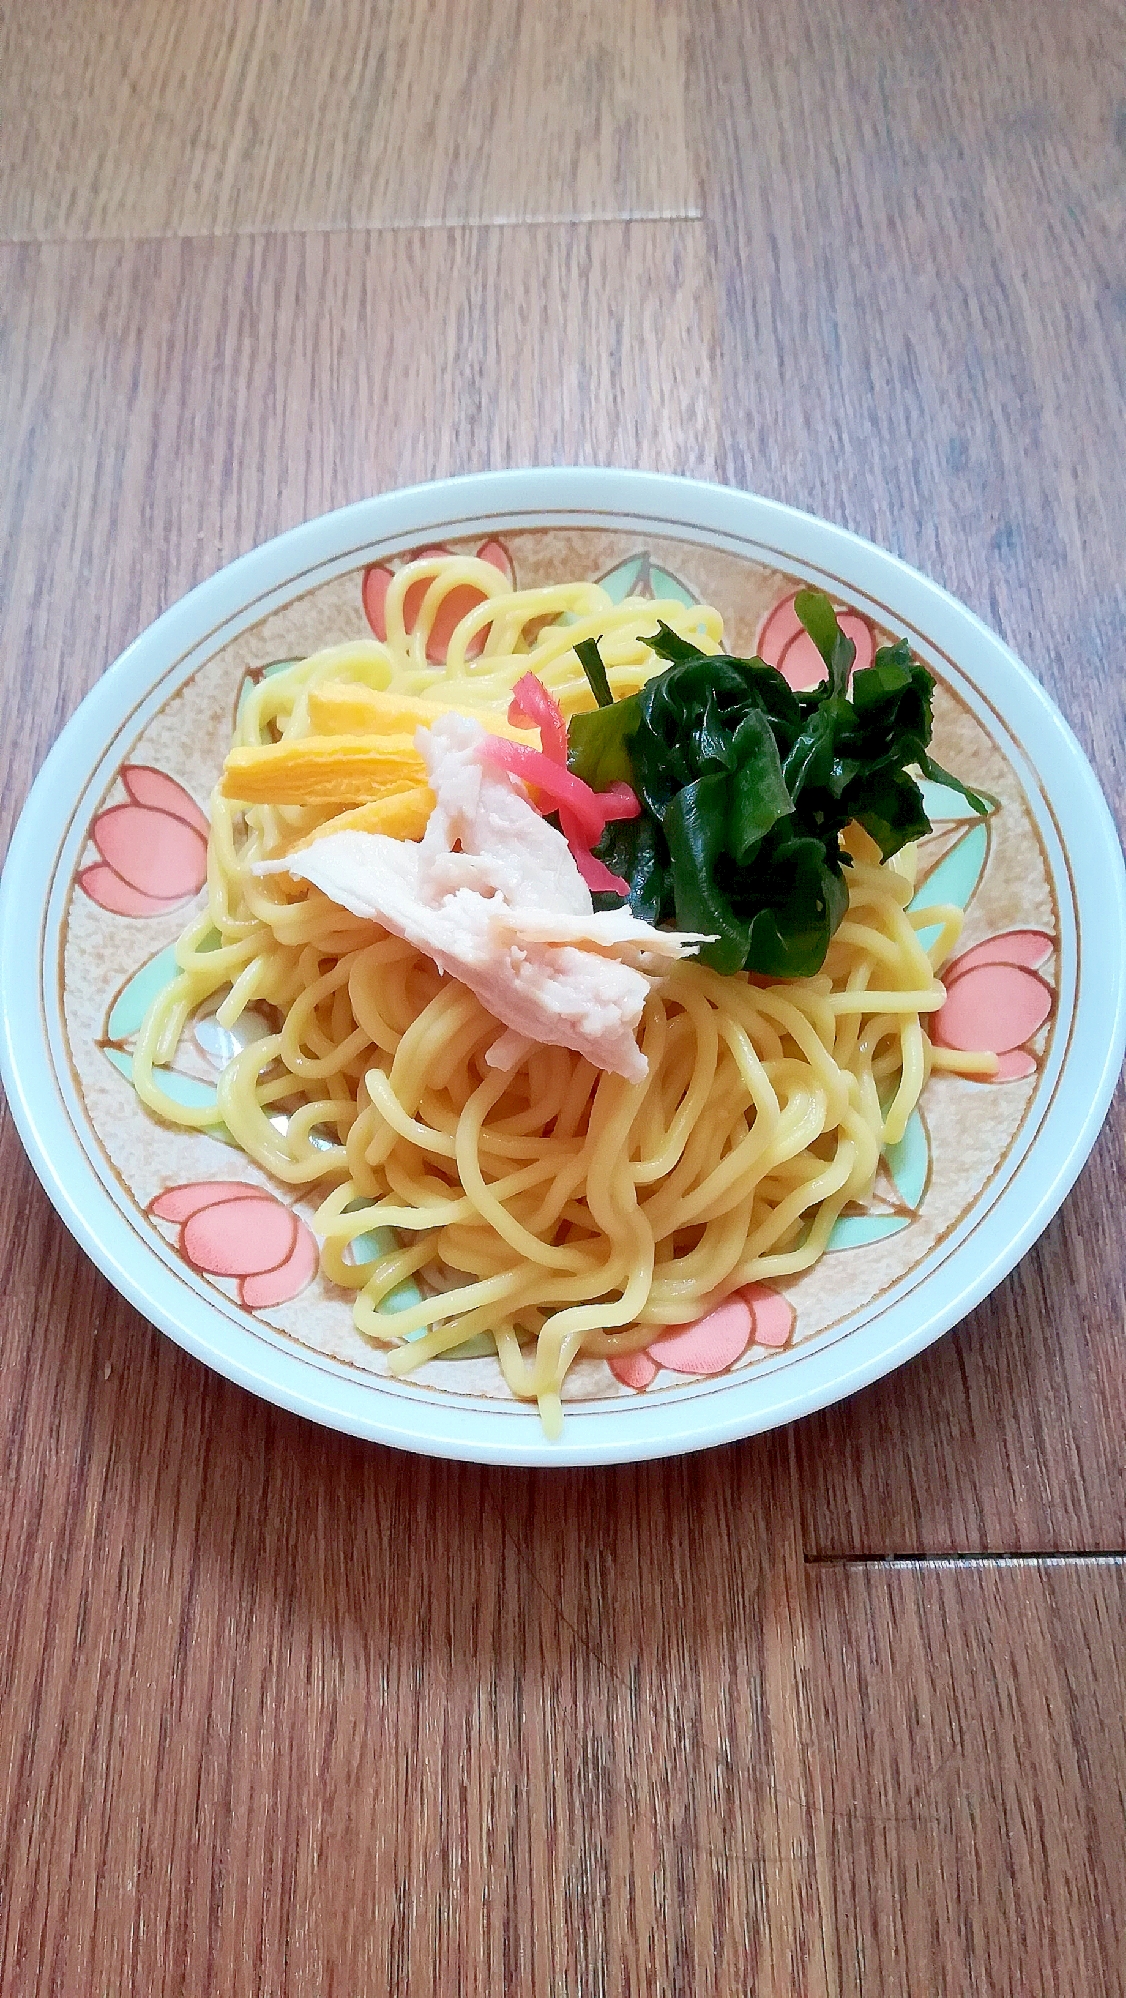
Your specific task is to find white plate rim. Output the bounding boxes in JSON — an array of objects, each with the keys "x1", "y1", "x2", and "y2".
[{"x1": 2, "y1": 467, "x2": 1124, "y2": 1466}]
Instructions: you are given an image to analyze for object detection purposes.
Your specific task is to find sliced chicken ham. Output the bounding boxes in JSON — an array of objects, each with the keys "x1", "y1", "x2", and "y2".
[{"x1": 259, "y1": 714, "x2": 711, "y2": 1082}]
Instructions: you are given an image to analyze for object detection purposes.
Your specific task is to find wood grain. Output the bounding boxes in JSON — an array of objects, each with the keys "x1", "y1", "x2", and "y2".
[
  {"x1": 693, "y1": 0, "x2": 1126, "y2": 768},
  {"x1": 796, "y1": 1096, "x2": 1126, "y2": 1558},
  {"x1": 0, "y1": 1124, "x2": 828, "y2": 1994},
  {"x1": 808, "y1": 1557, "x2": 1126, "y2": 1995},
  {"x1": 690, "y1": 0, "x2": 1126, "y2": 1555},
  {"x1": 0, "y1": 0, "x2": 697, "y2": 240},
  {"x1": 0, "y1": 225, "x2": 819, "y2": 1997},
  {"x1": 0, "y1": 223, "x2": 717, "y2": 848},
  {"x1": 2, "y1": 2, "x2": 1126, "y2": 1990}
]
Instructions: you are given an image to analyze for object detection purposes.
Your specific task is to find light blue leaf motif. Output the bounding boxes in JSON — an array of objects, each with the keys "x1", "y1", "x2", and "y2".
[
  {"x1": 344, "y1": 1206, "x2": 422, "y2": 1320},
  {"x1": 106, "y1": 944, "x2": 182, "y2": 1041},
  {"x1": 433, "y1": 1333, "x2": 496, "y2": 1360},
  {"x1": 908, "y1": 820, "x2": 990, "y2": 950},
  {"x1": 910, "y1": 820, "x2": 989, "y2": 914},
  {"x1": 103, "y1": 931, "x2": 254, "y2": 1150},
  {"x1": 551, "y1": 553, "x2": 703, "y2": 632},
  {"x1": 917, "y1": 777, "x2": 998, "y2": 824},
  {"x1": 104, "y1": 1046, "x2": 226, "y2": 1117},
  {"x1": 596, "y1": 552, "x2": 702, "y2": 611},
  {"x1": 343, "y1": 1211, "x2": 490, "y2": 1355},
  {"x1": 826, "y1": 1108, "x2": 929, "y2": 1251},
  {"x1": 884, "y1": 1109, "x2": 929, "y2": 1210},
  {"x1": 105, "y1": 928, "x2": 225, "y2": 1044}
]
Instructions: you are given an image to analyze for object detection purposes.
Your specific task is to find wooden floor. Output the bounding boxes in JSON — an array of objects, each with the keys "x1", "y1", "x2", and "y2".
[{"x1": 1, "y1": 3, "x2": 1124, "y2": 1991}]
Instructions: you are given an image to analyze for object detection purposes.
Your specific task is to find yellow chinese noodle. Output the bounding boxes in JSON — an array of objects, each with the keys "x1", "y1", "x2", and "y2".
[{"x1": 133, "y1": 554, "x2": 988, "y2": 1435}]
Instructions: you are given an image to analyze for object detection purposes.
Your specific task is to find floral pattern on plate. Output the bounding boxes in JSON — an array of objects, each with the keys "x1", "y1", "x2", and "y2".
[
  {"x1": 148, "y1": 1181, "x2": 319, "y2": 1309},
  {"x1": 932, "y1": 931, "x2": 1054, "y2": 1081},
  {"x1": 756, "y1": 590, "x2": 876, "y2": 690},
  {"x1": 43, "y1": 513, "x2": 1069, "y2": 1441},
  {"x1": 79, "y1": 558, "x2": 1060, "y2": 1381},
  {"x1": 77, "y1": 767, "x2": 209, "y2": 916},
  {"x1": 361, "y1": 537, "x2": 513, "y2": 663},
  {"x1": 610, "y1": 1284, "x2": 795, "y2": 1391}
]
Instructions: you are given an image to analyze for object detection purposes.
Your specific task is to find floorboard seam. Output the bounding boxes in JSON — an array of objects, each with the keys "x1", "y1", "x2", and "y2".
[
  {"x1": 0, "y1": 210, "x2": 707, "y2": 251},
  {"x1": 805, "y1": 1551, "x2": 1126, "y2": 1568}
]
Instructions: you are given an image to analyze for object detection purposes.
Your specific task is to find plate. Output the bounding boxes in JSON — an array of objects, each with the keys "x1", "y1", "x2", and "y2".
[{"x1": 2, "y1": 469, "x2": 1124, "y2": 1466}]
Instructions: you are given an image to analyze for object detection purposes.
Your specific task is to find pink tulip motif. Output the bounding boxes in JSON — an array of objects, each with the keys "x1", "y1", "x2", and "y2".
[
  {"x1": 932, "y1": 930, "x2": 1054, "y2": 1081},
  {"x1": 756, "y1": 591, "x2": 876, "y2": 691},
  {"x1": 362, "y1": 538, "x2": 515, "y2": 665},
  {"x1": 148, "y1": 1181, "x2": 319, "y2": 1309},
  {"x1": 609, "y1": 1282, "x2": 795, "y2": 1391},
  {"x1": 78, "y1": 767, "x2": 209, "y2": 917}
]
